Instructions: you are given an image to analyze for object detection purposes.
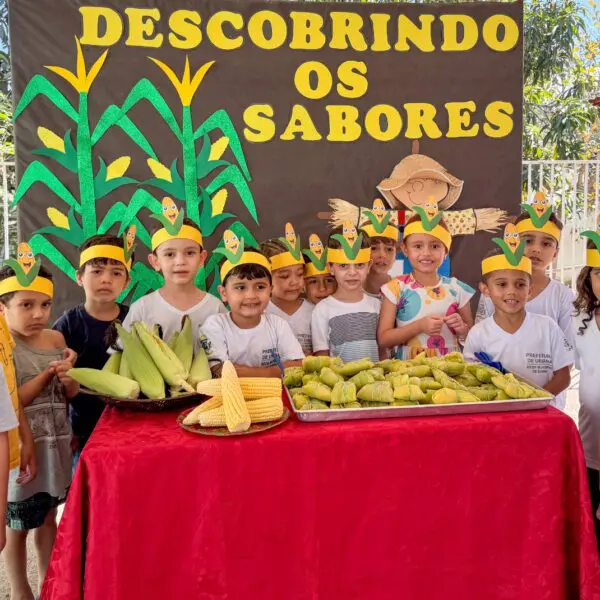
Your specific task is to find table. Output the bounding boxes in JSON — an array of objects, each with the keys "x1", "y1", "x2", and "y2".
[{"x1": 42, "y1": 406, "x2": 600, "y2": 600}]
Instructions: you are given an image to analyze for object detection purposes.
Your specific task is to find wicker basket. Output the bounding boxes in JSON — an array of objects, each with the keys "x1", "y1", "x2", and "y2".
[{"x1": 82, "y1": 388, "x2": 208, "y2": 412}]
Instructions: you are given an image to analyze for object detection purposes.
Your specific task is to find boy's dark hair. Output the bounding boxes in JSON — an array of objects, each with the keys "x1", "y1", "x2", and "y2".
[
  {"x1": 370, "y1": 235, "x2": 398, "y2": 247},
  {"x1": 481, "y1": 247, "x2": 532, "y2": 283},
  {"x1": 574, "y1": 238, "x2": 600, "y2": 335},
  {"x1": 260, "y1": 239, "x2": 288, "y2": 259},
  {"x1": 515, "y1": 211, "x2": 564, "y2": 237},
  {"x1": 0, "y1": 263, "x2": 54, "y2": 305},
  {"x1": 150, "y1": 217, "x2": 203, "y2": 252},
  {"x1": 328, "y1": 226, "x2": 371, "y2": 250},
  {"x1": 222, "y1": 262, "x2": 272, "y2": 286},
  {"x1": 77, "y1": 234, "x2": 132, "y2": 275}
]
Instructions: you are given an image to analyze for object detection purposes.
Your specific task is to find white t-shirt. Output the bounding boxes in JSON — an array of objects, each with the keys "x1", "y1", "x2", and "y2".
[
  {"x1": 311, "y1": 294, "x2": 381, "y2": 363},
  {"x1": 573, "y1": 312, "x2": 600, "y2": 470},
  {"x1": 199, "y1": 313, "x2": 304, "y2": 368},
  {"x1": 123, "y1": 290, "x2": 227, "y2": 345},
  {"x1": 463, "y1": 313, "x2": 574, "y2": 410},
  {"x1": 0, "y1": 367, "x2": 18, "y2": 433},
  {"x1": 476, "y1": 279, "x2": 575, "y2": 347},
  {"x1": 266, "y1": 300, "x2": 314, "y2": 355}
]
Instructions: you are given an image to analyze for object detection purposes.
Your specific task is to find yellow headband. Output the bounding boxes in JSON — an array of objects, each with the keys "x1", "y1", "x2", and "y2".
[
  {"x1": 587, "y1": 249, "x2": 600, "y2": 268},
  {"x1": 151, "y1": 225, "x2": 203, "y2": 251},
  {"x1": 328, "y1": 248, "x2": 371, "y2": 265},
  {"x1": 304, "y1": 262, "x2": 330, "y2": 278},
  {"x1": 403, "y1": 221, "x2": 452, "y2": 250},
  {"x1": 220, "y1": 252, "x2": 272, "y2": 281},
  {"x1": 79, "y1": 245, "x2": 128, "y2": 270},
  {"x1": 516, "y1": 219, "x2": 561, "y2": 243},
  {"x1": 270, "y1": 252, "x2": 305, "y2": 272},
  {"x1": 0, "y1": 276, "x2": 54, "y2": 298},
  {"x1": 361, "y1": 223, "x2": 399, "y2": 241},
  {"x1": 481, "y1": 254, "x2": 532, "y2": 276}
]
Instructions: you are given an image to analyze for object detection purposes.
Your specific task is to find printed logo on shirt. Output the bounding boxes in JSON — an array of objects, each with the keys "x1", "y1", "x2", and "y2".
[
  {"x1": 198, "y1": 334, "x2": 212, "y2": 355},
  {"x1": 261, "y1": 347, "x2": 279, "y2": 368},
  {"x1": 562, "y1": 337, "x2": 574, "y2": 352},
  {"x1": 525, "y1": 352, "x2": 553, "y2": 376}
]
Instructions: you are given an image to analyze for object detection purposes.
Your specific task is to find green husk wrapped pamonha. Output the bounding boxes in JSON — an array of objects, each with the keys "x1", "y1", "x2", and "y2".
[
  {"x1": 357, "y1": 382, "x2": 394, "y2": 403},
  {"x1": 302, "y1": 373, "x2": 320, "y2": 386},
  {"x1": 417, "y1": 377, "x2": 442, "y2": 391},
  {"x1": 349, "y1": 370, "x2": 376, "y2": 390},
  {"x1": 338, "y1": 358, "x2": 375, "y2": 377},
  {"x1": 319, "y1": 367, "x2": 343, "y2": 388},
  {"x1": 284, "y1": 367, "x2": 305, "y2": 388},
  {"x1": 393, "y1": 384, "x2": 426, "y2": 403},
  {"x1": 303, "y1": 356, "x2": 331, "y2": 373},
  {"x1": 408, "y1": 365, "x2": 432, "y2": 378},
  {"x1": 367, "y1": 368, "x2": 385, "y2": 381},
  {"x1": 467, "y1": 387, "x2": 498, "y2": 401},
  {"x1": 292, "y1": 393, "x2": 311, "y2": 410},
  {"x1": 302, "y1": 400, "x2": 330, "y2": 410},
  {"x1": 302, "y1": 381, "x2": 332, "y2": 402},
  {"x1": 331, "y1": 381, "x2": 358, "y2": 405}
]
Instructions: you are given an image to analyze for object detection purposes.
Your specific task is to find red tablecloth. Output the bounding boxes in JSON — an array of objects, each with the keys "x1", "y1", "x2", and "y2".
[{"x1": 42, "y1": 406, "x2": 600, "y2": 600}]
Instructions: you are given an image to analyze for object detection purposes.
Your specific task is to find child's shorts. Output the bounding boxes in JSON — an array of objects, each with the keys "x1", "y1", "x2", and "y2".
[{"x1": 6, "y1": 492, "x2": 64, "y2": 530}]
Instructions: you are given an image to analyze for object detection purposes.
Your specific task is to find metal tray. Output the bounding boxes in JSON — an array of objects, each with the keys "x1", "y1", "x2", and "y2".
[{"x1": 288, "y1": 377, "x2": 552, "y2": 423}]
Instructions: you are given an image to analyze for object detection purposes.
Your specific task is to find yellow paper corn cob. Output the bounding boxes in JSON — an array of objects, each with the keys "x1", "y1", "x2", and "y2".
[
  {"x1": 199, "y1": 396, "x2": 283, "y2": 427},
  {"x1": 68, "y1": 368, "x2": 140, "y2": 400},
  {"x1": 197, "y1": 377, "x2": 282, "y2": 399},
  {"x1": 221, "y1": 361, "x2": 251, "y2": 432}
]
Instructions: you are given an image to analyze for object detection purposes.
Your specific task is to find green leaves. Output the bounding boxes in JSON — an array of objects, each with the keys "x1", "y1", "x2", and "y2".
[
  {"x1": 93, "y1": 158, "x2": 137, "y2": 200},
  {"x1": 581, "y1": 230, "x2": 600, "y2": 250},
  {"x1": 303, "y1": 249, "x2": 327, "y2": 271},
  {"x1": 144, "y1": 159, "x2": 186, "y2": 201},
  {"x1": 14, "y1": 75, "x2": 78, "y2": 121},
  {"x1": 12, "y1": 161, "x2": 79, "y2": 210},
  {"x1": 32, "y1": 129, "x2": 78, "y2": 173}
]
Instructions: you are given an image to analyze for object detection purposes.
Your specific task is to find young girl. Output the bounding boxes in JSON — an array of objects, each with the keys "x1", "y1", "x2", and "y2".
[
  {"x1": 0, "y1": 254, "x2": 77, "y2": 599},
  {"x1": 262, "y1": 224, "x2": 314, "y2": 355},
  {"x1": 573, "y1": 231, "x2": 600, "y2": 552},
  {"x1": 378, "y1": 202, "x2": 475, "y2": 359},
  {"x1": 303, "y1": 233, "x2": 337, "y2": 305}
]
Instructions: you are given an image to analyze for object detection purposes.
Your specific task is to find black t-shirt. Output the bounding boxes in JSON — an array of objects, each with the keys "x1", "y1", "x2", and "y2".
[{"x1": 53, "y1": 303, "x2": 129, "y2": 441}]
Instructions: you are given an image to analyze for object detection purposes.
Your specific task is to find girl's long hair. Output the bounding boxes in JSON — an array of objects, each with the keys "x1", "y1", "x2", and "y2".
[{"x1": 574, "y1": 240, "x2": 599, "y2": 335}]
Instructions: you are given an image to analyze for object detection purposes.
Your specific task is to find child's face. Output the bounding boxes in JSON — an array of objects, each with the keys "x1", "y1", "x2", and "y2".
[
  {"x1": 149, "y1": 239, "x2": 206, "y2": 286},
  {"x1": 271, "y1": 264, "x2": 305, "y2": 303},
  {"x1": 402, "y1": 233, "x2": 447, "y2": 275},
  {"x1": 1, "y1": 291, "x2": 52, "y2": 337},
  {"x1": 305, "y1": 274, "x2": 337, "y2": 304},
  {"x1": 77, "y1": 260, "x2": 129, "y2": 304},
  {"x1": 522, "y1": 231, "x2": 558, "y2": 273},
  {"x1": 370, "y1": 238, "x2": 396, "y2": 276},
  {"x1": 329, "y1": 262, "x2": 370, "y2": 292},
  {"x1": 591, "y1": 268, "x2": 600, "y2": 304},
  {"x1": 219, "y1": 276, "x2": 272, "y2": 320},
  {"x1": 480, "y1": 269, "x2": 532, "y2": 316}
]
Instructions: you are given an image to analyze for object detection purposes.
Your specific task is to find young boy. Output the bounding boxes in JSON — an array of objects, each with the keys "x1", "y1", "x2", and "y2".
[
  {"x1": 464, "y1": 229, "x2": 573, "y2": 410},
  {"x1": 54, "y1": 233, "x2": 132, "y2": 453},
  {"x1": 311, "y1": 223, "x2": 382, "y2": 363},
  {"x1": 476, "y1": 193, "x2": 575, "y2": 346},
  {"x1": 263, "y1": 224, "x2": 314, "y2": 354},
  {"x1": 199, "y1": 230, "x2": 304, "y2": 377},
  {"x1": 303, "y1": 233, "x2": 337, "y2": 305},
  {"x1": 360, "y1": 200, "x2": 399, "y2": 298},
  {"x1": 123, "y1": 201, "x2": 226, "y2": 344}
]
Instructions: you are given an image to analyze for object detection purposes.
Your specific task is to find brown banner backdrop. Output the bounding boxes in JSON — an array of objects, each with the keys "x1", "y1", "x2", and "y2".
[{"x1": 9, "y1": 0, "x2": 523, "y2": 315}]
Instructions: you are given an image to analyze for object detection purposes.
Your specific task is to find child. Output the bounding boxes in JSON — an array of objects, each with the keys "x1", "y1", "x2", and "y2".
[
  {"x1": 54, "y1": 232, "x2": 132, "y2": 454},
  {"x1": 123, "y1": 199, "x2": 226, "y2": 344},
  {"x1": 476, "y1": 193, "x2": 575, "y2": 346},
  {"x1": 303, "y1": 233, "x2": 337, "y2": 304},
  {"x1": 0, "y1": 250, "x2": 77, "y2": 598},
  {"x1": 360, "y1": 199, "x2": 399, "y2": 298},
  {"x1": 262, "y1": 224, "x2": 314, "y2": 354},
  {"x1": 378, "y1": 202, "x2": 474, "y2": 359},
  {"x1": 573, "y1": 226, "x2": 600, "y2": 550},
  {"x1": 199, "y1": 230, "x2": 304, "y2": 377},
  {"x1": 464, "y1": 227, "x2": 573, "y2": 410},
  {"x1": 311, "y1": 222, "x2": 381, "y2": 363}
]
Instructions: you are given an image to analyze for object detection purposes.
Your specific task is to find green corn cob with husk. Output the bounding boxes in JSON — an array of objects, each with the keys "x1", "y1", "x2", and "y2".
[
  {"x1": 284, "y1": 367, "x2": 305, "y2": 388},
  {"x1": 357, "y1": 382, "x2": 394, "y2": 403},
  {"x1": 173, "y1": 315, "x2": 193, "y2": 373},
  {"x1": 102, "y1": 351, "x2": 122, "y2": 374},
  {"x1": 302, "y1": 400, "x2": 330, "y2": 410},
  {"x1": 302, "y1": 373, "x2": 320, "y2": 386},
  {"x1": 302, "y1": 381, "x2": 332, "y2": 402},
  {"x1": 393, "y1": 384, "x2": 426, "y2": 402},
  {"x1": 456, "y1": 372, "x2": 481, "y2": 387},
  {"x1": 367, "y1": 368, "x2": 385, "y2": 381},
  {"x1": 350, "y1": 370, "x2": 376, "y2": 389},
  {"x1": 320, "y1": 367, "x2": 344, "y2": 388},
  {"x1": 68, "y1": 368, "x2": 140, "y2": 400},
  {"x1": 338, "y1": 358, "x2": 375, "y2": 377},
  {"x1": 188, "y1": 345, "x2": 212, "y2": 387},
  {"x1": 167, "y1": 331, "x2": 180, "y2": 350},
  {"x1": 376, "y1": 359, "x2": 396, "y2": 373},
  {"x1": 303, "y1": 356, "x2": 331, "y2": 373},
  {"x1": 119, "y1": 351, "x2": 133, "y2": 379},
  {"x1": 432, "y1": 368, "x2": 467, "y2": 390},
  {"x1": 456, "y1": 390, "x2": 481, "y2": 403},
  {"x1": 292, "y1": 393, "x2": 310, "y2": 410},
  {"x1": 408, "y1": 365, "x2": 432, "y2": 378},
  {"x1": 467, "y1": 387, "x2": 498, "y2": 401},
  {"x1": 331, "y1": 381, "x2": 358, "y2": 405}
]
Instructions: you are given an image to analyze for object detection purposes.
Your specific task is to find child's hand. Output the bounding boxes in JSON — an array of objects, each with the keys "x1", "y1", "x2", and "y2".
[
  {"x1": 17, "y1": 439, "x2": 37, "y2": 485},
  {"x1": 444, "y1": 313, "x2": 469, "y2": 337},
  {"x1": 63, "y1": 348, "x2": 77, "y2": 366},
  {"x1": 420, "y1": 316, "x2": 444, "y2": 336},
  {"x1": 53, "y1": 360, "x2": 78, "y2": 391}
]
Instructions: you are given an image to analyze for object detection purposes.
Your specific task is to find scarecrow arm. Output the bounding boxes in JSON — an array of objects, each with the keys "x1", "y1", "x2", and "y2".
[{"x1": 443, "y1": 208, "x2": 508, "y2": 235}]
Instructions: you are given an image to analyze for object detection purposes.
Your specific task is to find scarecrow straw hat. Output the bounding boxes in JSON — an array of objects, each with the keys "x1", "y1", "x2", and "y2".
[{"x1": 376, "y1": 143, "x2": 464, "y2": 210}]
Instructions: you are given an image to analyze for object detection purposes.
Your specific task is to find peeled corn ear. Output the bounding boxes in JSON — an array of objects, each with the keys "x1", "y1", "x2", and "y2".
[
  {"x1": 68, "y1": 368, "x2": 140, "y2": 400},
  {"x1": 199, "y1": 396, "x2": 283, "y2": 427},
  {"x1": 197, "y1": 377, "x2": 282, "y2": 399},
  {"x1": 183, "y1": 396, "x2": 222, "y2": 425},
  {"x1": 221, "y1": 361, "x2": 251, "y2": 432}
]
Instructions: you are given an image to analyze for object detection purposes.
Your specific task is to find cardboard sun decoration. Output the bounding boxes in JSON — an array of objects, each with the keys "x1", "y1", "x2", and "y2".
[
  {"x1": 481, "y1": 224, "x2": 532, "y2": 276},
  {"x1": 0, "y1": 243, "x2": 55, "y2": 298},
  {"x1": 516, "y1": 191, "x2": 562, "y2": 243},
  {"x1": 10, "y1": 0, "x2": 523, "y2": 315},
  {"x1": 581, "y1": 216, "x2": 600, "y2": 268}
]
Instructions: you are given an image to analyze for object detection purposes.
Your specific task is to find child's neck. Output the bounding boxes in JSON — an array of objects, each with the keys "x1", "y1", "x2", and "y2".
[
  {"x1": 159, "y1": 282, "x2": 205, "y2": 310},
  {"x1": 530, "y1": 270, "x2": 550, "y2": 300},
  {"x1": 364, "y1": 271, "x2": 390, "y2": 295},
  {"x1": 411, "y1": 270, "x2": 439, "y2": 288},
  {"x1": 85, "y1": 299, "x2": 120, "y2": 321},
  {"x1": 230, "y1": 312, "x2": 261, "y2": 329},
  {"x1": 334, "y1": 287, "x2": 364, "y2": 303},
  {"x1": 12, "y1": 328, "x2": 47, "y2": 347},
  {"x1": 271, "y1": 296, "x2": 302, "y2": 316},
  {"x1": 493, "y1": 309, "x2": 527, "y2": 334}
]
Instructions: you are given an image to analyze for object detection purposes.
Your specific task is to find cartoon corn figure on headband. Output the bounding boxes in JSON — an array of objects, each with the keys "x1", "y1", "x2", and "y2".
[
  {"x1": 0, "y1": 242, "x2": 54, "y2": 298},
  {"x1": 79, "y1": 225, "x2": 136, "y2": 271},
  {"x1": 303, "y1": 234, "x2": 330, "y2": 277},
  {"x1": 328, "y1": 222, "x2": 371, "y2": 264},
  {"x1": 269, "y1": 223, "x2": 304, "y2": 271},
  {"x1": 481, "y1": 225, "x2": 532, "y2": 276},
  {"x1": 360, "y1": 199, "x2": 399, "y2": 241},
  {"x1": 150, "y1": 197, "x2": 203, "y2": 251},
  {"x1": 403, "y1": 199, "x2": 452, "y2": 250},
  {"x1": 215, "y1": 229, "x2": 271, "y2": 280},
  {"x1": 516, "y1": 191, "x2": 561, "y2": 242},
  {"x1": 581, "y1": 217, "x2": 600, "y2": 268}
]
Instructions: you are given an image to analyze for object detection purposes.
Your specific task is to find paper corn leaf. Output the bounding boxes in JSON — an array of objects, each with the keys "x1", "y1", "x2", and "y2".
[
  {"x1": 112, "y1": 189, "x2": 163, "y2": 236},
  {"x1": 330, "y1": 234, "x2": 362, "y2": 260},
  {"x1": 93, "y1": 158, "x2": 137, "y2": 200},
  {"x1": 32, "y1": 129, "x2": 78, "y2": 173},
  {"x1": 196, "y1": 135, "x2": 230, "y2": 179},
  {"x1": 28, "y1": 234, "x2": 77, "y2": 282},
  {"x1": 144, "y1": 159, "x2": 186, "y2": 202},
  {"x1": 364, "y1": 210, "x2": 392, "y2": 233},
  {"x1": 37, "y1": 207, "x2": 85, "y2": 246},
  {"x1": 119, "y1": 263, "x2": 164, "y2": 303},
  {"x1": 412, "y1": 205, "x2": 444, "y2": 231},
  {"x1": 581, "y1": 230, "x2": 600, "y2": 250},
  {"x1": 3, "y1": 258, "x2": 36, "y2": 286},
  {"x1": 198, "y1": 188, "x2": 233, "y2": 235},
  {"x1": 14, "y1": 75, "x2": 78, "y2": 122},
  {"x1": 211, "y1": 247, "x2": 237, "y2": 263},
  {"x1": 491, "y1": 238, "x2": 523, "y2": 267},
  {"x1": 149, "y1": 207, "x2": 185, "y2": 236},
  {"x1": 12, "y1": 161, "x2": 80, "y2": 210},
  {"x1": 302, "y1": 249, "x2": 327, "y2": 271},
  {"x1": 205, "y1": 164, "x2": 257, "y2": 222},
  {"x1": 278, "y1": 236, "x2": 302, "y2": 260},
  {"x1": 521, "y1": 203, "x2": 552, "y2": 228},
  {"x1": 99, "y1": 206, "x2": 152, "y2": 249}
]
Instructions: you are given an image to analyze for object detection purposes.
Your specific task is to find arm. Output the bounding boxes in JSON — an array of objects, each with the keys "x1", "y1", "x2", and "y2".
[
  {"x1": 310, "y1": 306, "x2": 330, "y2": 355},
  {"x1": 544, "y1": 366, "x2": 571, "y2": 396},
  {"x1": 378, "y1": 297, "x2": 442, "y2": 348},
  {"x1": 313, "y1": 350, "x2": 329, "y2": 357},
  {"x1": 17, "y1": 409, "x2": 36, "y2": 484},
  {"x1": 18, "y1": 367, "x2": 55, "y2": 407},
  {"x1": 233, "y1": 365, "x2": 282, "y2": 377}
]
